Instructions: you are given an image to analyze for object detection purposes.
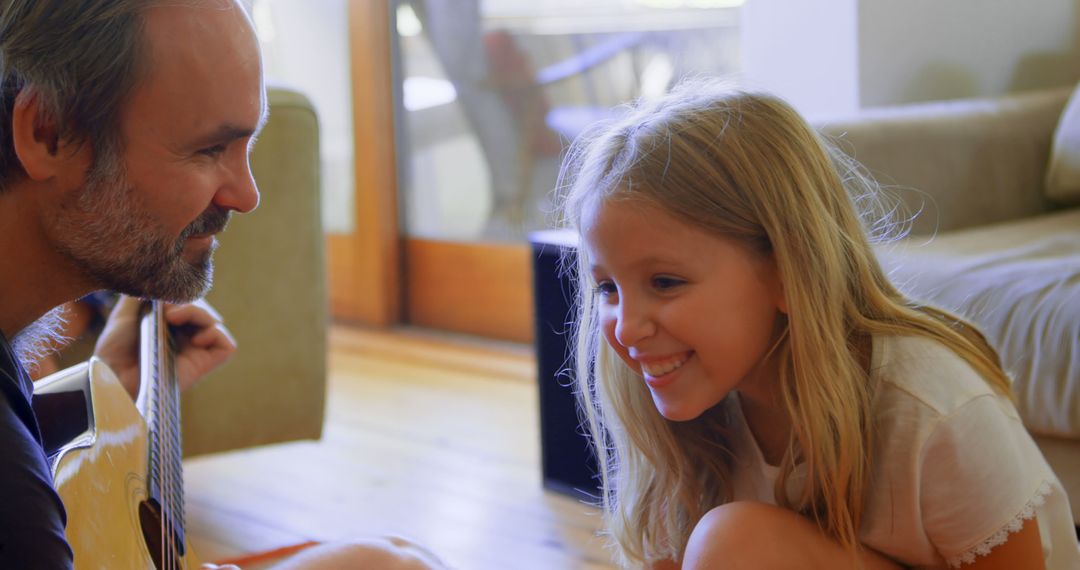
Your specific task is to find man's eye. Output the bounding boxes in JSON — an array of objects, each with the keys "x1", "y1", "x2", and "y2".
[{"x1": 199, "y1": 144, "x2": 227, "y2": 157}]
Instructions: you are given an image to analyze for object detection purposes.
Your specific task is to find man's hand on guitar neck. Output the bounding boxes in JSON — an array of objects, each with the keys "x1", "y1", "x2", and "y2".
[{"x1": 93, "y1": 295, "x2": 239, "y2": 401}]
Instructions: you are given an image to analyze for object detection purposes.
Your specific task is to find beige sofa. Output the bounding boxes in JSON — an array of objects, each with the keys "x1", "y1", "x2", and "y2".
[{"x1": 818, "y1": 87, "x2": 1080, "y2": 524}]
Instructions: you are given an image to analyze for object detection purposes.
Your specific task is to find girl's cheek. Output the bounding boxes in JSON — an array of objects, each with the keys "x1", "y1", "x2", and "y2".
[
  {"x1": 600, "y1": 314, "x2": 642, "y2": 375},
  {"x1": 599, "y1": 309, "x2": 619, "y2": 351}
]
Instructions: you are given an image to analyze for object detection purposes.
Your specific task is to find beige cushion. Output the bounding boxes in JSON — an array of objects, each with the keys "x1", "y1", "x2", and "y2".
[
  {"x1": 817, "y1": 88, "x2": 1068, "y2": 234},
  {"x1": 878, "y1": 208, "x2": 1080, "y2": 439},
  {"x1": 1045, "y1": 83, "x2": 1080, "y2": 203}
]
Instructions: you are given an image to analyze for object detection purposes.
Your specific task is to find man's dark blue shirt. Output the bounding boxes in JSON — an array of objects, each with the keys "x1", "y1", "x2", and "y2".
[{"x1": 0, "y1": 331, "x2": 74, "y2": 568}]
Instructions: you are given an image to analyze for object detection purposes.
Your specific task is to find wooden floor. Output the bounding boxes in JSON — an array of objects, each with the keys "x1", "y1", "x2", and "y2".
[{"x1": 184, "y1": 325, "x2": 616, "y2": 570}]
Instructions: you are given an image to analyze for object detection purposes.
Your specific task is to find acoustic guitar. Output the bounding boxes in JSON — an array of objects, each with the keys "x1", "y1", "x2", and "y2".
[{"x1": 33, "y1": 300, "x2": 200, "y2": 569}]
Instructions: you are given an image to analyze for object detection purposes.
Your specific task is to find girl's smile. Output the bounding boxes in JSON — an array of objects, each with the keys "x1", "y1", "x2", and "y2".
[{"x1": 633, "y1": 350, "x2": 694, "y2": 388}]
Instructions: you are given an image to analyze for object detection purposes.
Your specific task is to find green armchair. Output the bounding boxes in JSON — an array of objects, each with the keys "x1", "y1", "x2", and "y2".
[{"x1": 183, "y1": 85, "x2": 327, "y2": 456}]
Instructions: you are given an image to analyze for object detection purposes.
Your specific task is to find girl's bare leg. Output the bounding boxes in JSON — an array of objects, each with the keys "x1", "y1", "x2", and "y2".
[
  {"x1": 683, "y1": 502, "x2": 902, "y2": 570},
  {"x1": 270, "y1": 537, "x2": 449, "y2": 570}
]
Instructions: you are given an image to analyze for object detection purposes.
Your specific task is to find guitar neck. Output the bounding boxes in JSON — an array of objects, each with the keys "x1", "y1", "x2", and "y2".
[{"x1": 136, "y1": 301, "x2": 186, "y2": 550}]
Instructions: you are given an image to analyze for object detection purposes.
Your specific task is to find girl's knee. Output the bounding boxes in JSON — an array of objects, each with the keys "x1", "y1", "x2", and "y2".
[
  {"x1": 275, "y1": 537, "x2": 447, "y2": 570},
  {"x1": 684, "y1": 502, "x2": 795, "y2": 569},
  {"x1": 685, "y1": 503, "x2": 898, "y2": 570},
  {"x1": 694, "y1": 501, "x2": 790, "y2": 540}
]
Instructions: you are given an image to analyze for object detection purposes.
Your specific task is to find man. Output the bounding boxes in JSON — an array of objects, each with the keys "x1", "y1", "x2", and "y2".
[{"x1": 0, "y1": 1, "x2": 442, "y2": 568}]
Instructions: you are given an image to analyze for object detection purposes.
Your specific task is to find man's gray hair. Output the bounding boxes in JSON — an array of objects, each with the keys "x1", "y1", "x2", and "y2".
[{"x1": 0, "y1": 0, "x2": 154, "y2": 189}]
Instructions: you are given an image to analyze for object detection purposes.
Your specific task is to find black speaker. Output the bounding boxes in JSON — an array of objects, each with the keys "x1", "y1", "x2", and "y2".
[{"x1": 530, "y1": 230, "x2": 601, "y2": 501}]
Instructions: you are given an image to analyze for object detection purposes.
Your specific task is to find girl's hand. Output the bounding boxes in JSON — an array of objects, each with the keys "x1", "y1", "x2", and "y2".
[{"x1": 94, "y1": 295, "x2": 238, "y2": 400}]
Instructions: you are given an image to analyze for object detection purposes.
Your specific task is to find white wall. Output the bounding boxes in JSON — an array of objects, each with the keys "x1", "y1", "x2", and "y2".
[
  {"x1": 742, "y1": 0, "x2": 1080, "y2": 114},
  {"x1": 858, "y1": 0, "x2": 1080, "y2": 107},
  {"x1": 740, "y1": 0, "x2": 860, "y2": 118},
  {"x1": 254, "y1": 0, "x2": 356, "y2": 233}
]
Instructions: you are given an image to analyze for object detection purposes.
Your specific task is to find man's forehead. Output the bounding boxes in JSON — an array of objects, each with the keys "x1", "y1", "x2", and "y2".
[
  {"x1": 122, "y1": 0, "x2": 265, "y2": 138},
  {"x1": 141, "y1": 0, "x2": 258, "y2": 60},
  {"x1": 137, "y1": 0, "x2": 262, "y2": 83}
]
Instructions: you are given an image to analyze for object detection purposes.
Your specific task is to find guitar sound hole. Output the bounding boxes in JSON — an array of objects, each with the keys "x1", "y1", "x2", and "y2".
[{"x1": 139, "y1": 500, "x2": 183, "y2": 569}]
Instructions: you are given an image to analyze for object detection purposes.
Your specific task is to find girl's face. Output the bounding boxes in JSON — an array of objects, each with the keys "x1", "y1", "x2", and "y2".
[{"x1": 583, "y1": 198, "x2": 787, "y2": 421}]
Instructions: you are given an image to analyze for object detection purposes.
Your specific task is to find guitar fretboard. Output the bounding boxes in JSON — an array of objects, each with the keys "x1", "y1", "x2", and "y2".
[{"x1": 139, "y1": 302, "x2": 186, "y2": 558}]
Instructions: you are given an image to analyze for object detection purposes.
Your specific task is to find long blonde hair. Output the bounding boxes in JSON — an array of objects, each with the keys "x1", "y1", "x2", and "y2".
[{"x1": 556, "y1": 80, "x2": 1012, "y2": 567}]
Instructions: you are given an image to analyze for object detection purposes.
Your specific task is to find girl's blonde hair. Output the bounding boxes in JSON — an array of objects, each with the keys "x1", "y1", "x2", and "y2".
[{"x1": 556, "y1": 80, "x2": 1012, "y2": 567}]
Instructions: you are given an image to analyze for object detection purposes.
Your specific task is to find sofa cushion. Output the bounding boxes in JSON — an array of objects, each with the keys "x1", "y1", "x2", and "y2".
[
  {"x1": 819, "y1": 88, "x2": 1067, "y2": 234},
  {"x1": 878, "y1": 208, "x2": 1080, "y2": 438},
  {"x1": 1045, "y1": 84, "x2": 1080, "y2": 203}
]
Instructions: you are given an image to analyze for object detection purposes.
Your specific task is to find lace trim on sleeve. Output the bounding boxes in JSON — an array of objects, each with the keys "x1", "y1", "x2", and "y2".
[{"x1": 944, "y1": 479, "x2": 1052, "y2": 568}]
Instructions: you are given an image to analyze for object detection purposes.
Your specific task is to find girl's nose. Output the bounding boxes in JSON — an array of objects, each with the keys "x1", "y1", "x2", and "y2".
[{"x1": 614, "y1": 297, "x2": 656, "y2": 348}]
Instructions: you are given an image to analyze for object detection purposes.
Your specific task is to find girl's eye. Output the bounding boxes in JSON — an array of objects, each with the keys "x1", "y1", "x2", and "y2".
[
  {"x1": 594, "y1": 281, "x2": 617, "y2": 298},
  {"x1": 652, "y1": 276, "x2": 685, "y2": 291}
]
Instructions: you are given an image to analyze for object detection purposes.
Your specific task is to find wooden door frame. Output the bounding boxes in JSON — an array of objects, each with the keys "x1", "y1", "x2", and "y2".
[
  {"x1": 328, "y1": 0, "x2": 401, "y2": 327},
  {"x1": 330, "y1": 0, "x2": 533, "y2": 342}
]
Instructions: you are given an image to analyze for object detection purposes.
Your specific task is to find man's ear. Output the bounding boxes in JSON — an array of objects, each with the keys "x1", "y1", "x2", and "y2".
[{"x1": 11, "y1": 89, "x2": 84, "y2": 182}]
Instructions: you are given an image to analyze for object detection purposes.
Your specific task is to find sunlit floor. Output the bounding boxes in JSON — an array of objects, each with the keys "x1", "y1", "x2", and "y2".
[{"x1": 185, "y1": 326, "x2": 615, "y2": 570}]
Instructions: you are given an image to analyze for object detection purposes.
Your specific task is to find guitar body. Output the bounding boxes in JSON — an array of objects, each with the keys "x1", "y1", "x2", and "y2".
[{"x1": 34, "y1": 319, "x2": 199, "y2": 569}]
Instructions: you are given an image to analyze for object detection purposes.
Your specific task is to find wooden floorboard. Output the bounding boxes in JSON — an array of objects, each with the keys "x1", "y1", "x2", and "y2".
[{"x1": 185, "y1": 325, "x2": 614, "y2": 570}]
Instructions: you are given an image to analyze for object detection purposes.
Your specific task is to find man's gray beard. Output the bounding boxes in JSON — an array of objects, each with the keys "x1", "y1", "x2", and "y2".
[
  {"x1": 11, "y1": 306, "x2": 67, "y2": 373},
  {"x1": 57, "y1": 154, "x2": 226, "y2": 304}
]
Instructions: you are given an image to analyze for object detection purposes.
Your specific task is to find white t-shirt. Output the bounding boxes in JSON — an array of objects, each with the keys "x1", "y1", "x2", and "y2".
[{"x1": 727, "y1": 334, "x2": 1080, "y2": 569}]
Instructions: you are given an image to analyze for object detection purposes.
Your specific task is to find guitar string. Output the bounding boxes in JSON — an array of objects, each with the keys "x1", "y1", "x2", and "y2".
[
  {"x1": 153, "y1": 302, "x2": 166, "y2": 569},
  {"x1": 158, "y1": 302, "x2": 172, "y2": 570},
  {"x1": 154, "y1": 301, "x2": 177, "y2": 570},
  {"x1": 170, "y1": 309, "x2": 185, "y2": 568},
  {"x1": 168, "y1": 340, "x2": 179, "y2": 570},
  {"x1": 167, "y1": 305, "x2": 179, "y2": 569},
  {"x1": 163, "y1": 303, "x2": 179, "y2": 569}
]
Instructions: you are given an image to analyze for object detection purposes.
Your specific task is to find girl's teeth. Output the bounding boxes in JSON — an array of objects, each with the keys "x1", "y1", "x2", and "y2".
[{"x1": 642, "y1": 354, "x2": 688, "y2": 376}]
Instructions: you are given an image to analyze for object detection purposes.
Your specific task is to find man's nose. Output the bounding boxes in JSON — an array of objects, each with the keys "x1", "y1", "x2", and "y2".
[{"x1": 213, "y1": 157, "x2": 260, "y2": 214}]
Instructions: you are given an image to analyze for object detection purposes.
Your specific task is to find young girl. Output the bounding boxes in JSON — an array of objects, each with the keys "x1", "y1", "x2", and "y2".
[{"x1": 557, "y1": 81, "x2": 1080, "y2": 569}]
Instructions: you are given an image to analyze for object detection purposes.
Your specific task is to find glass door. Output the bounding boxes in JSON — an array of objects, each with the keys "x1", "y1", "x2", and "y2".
[
  {"x1": 259, "y1": 0, "x2": 745, "y2": 340},
  {"x1": 393, "y1": 0, "x2": 744, "y2": 341}
]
